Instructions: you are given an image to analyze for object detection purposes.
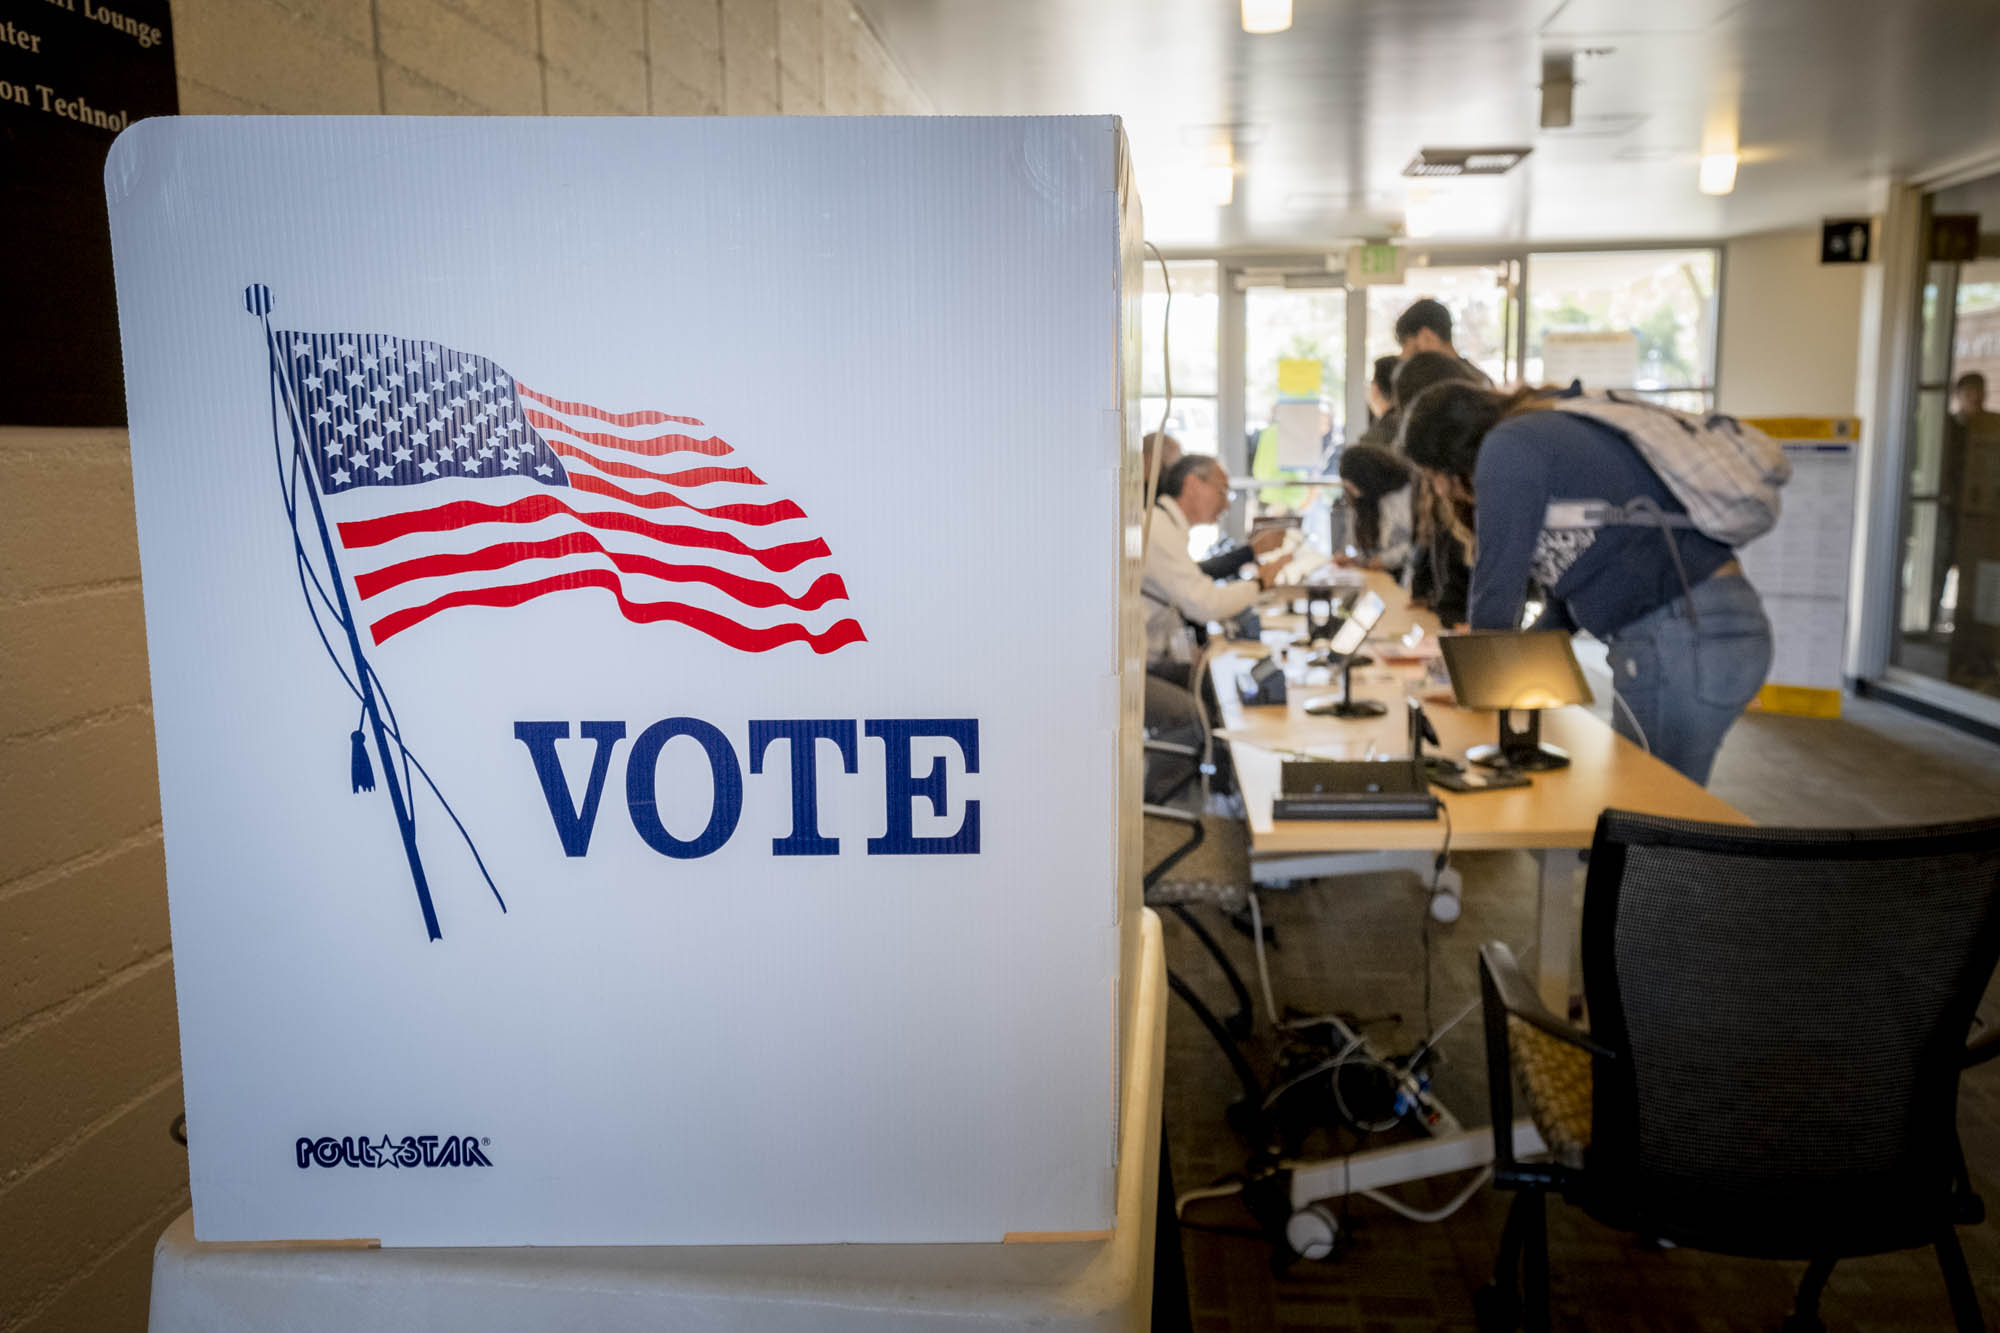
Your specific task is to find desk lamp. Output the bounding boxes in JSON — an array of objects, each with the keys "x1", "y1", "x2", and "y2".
[{"x1": 1437, "y1": 631, "x2": 1593, "y2": 771}]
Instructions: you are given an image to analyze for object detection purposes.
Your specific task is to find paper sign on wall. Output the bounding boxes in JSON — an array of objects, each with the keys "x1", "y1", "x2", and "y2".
[
  {"x1": 1273, "y1": 400, "x2": 1324, "y2": 469},
  {"x1": 1542, "y1": 330, "x2": 1639, "y2": 391},
  {"x1": 1736, "y1": 418, "x2": 1859, "y2": 714},
  {"x1": 1276, "y1": 357, "x2": 1322, "y2": 398},
  {"x1": 108, "y1": 116, "x2": 1134, "y2": 1247}
]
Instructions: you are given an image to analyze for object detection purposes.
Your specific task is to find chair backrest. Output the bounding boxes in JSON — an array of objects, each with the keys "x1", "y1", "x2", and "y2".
[
  {"x1": 1143, "y1": 674, "x2": 1210, "y2": 806},
  {"x1": 1579, "y1": 810, "x2": 2000, "y2": 1258}
]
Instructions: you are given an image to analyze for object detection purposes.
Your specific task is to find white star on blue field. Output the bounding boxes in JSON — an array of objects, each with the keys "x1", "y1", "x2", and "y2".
[{"x1": 279, "y1": 333, "x2": 569, "y2": 493}]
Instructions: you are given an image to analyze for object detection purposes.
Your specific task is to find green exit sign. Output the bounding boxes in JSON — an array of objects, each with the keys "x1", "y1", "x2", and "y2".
[{"x1": 1349, "y1": 243, "x2": 1405, "y2": 285}]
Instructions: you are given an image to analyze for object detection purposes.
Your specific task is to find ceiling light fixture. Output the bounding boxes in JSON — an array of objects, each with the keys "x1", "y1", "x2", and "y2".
[
  {"x1": 1241, "y1": 0, "x2": 1291, "y2": 35},
  {"x1": 1699, "y1": 151, "x2": 1738, "y2": 196},
  {"x1": 1206, "y1": 162, "x2": 1236, "y2": 207}
]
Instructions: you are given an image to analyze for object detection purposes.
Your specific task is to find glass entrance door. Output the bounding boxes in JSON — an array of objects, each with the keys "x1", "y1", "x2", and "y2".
[
  {"x1": 1893, "y1": 245, "x2": 2000, "y2": 702},
  {"x1": 1362, "y1": 264, "x2": 1517, "y2": 384}
]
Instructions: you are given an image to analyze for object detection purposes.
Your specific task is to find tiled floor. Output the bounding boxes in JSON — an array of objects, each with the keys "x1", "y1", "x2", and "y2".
[{"x1": 1161, "y1": 696, "x2": 2000, "y2": 1331}]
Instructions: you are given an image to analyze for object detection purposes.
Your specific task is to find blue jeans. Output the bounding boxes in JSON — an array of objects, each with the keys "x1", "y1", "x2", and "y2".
[{"x1": 1605, "y1": 574, "x2": 1773, "y2": 786}]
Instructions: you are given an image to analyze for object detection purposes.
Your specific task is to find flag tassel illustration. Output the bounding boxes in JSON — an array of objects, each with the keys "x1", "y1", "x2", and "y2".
[
  {"x1": 350, "y1": 728, "x2": 376, "y2": 793},
  {"x1": 248, "y1": 283, "x2": 443, "y2": 942}
]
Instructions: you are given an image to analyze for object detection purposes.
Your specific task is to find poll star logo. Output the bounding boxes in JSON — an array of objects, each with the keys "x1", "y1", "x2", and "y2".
[
  {"x1": 244, "y1": 284, "x2": 876, "y2": 944},
  {"x1": 295, "y1": 1135, "x2": 493, "y2": 1170}
]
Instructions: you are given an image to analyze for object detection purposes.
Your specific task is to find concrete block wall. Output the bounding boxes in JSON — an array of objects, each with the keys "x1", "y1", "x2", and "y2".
[{"x1": 0, "y1": 4, "x2": 928, "y2": 1330}]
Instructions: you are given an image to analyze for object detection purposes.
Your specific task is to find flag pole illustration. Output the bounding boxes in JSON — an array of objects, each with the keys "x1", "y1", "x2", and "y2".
[
  {"x1": 244, "y1": 284, "x2": 864, "y2": 941},
  {"x1": 248, "y1": 285, "x2": 442, "y2": 940}
]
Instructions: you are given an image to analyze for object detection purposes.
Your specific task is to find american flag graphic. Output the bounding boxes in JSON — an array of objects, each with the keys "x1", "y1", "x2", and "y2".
[{"x1": 273, "y1": 331, "x2": 865, "y2": 653}]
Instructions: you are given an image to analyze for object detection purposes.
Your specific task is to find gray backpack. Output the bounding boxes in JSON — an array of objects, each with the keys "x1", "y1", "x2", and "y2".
[{"x1": 1547, "y1": 391, "x2": 1790, "y2": 548}]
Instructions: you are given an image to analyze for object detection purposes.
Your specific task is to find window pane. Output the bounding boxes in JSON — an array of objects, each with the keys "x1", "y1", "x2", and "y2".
[
  {"x1": 1364, "y1": 266, "x2": 1512, "y2": 383},
  {"x1": 1244, "y1": 287, "x2": 1347, "y2": 439},
  {"x1": 1525, "y1": 250, "x2": 1718, "y2": 392},
  {"x1": 1956, "y1": 261, "x2": 2000, "y2": 392},
  {"x1": 1141, "y1": 261, "x2": 1219, "y2": 398},
  {"x1": 1138, "y1": 395, "x2": 1218, "y2": 458}
]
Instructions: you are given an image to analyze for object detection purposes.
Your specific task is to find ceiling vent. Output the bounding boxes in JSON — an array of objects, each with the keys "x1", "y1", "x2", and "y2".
[{"x1": 1402, "y1": 147, "x2": 1532, "y2": 178}]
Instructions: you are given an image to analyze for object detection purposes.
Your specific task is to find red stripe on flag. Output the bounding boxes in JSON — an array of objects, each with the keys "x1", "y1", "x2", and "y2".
[
  {"x1": 544, "y1": 440, "x2": 764, "y2": 488},
  {"x1": 351, "y1": 531, "x2": 850, "y2": 611},
  {"x1": 368, "y1": 568, "x2": 867, "y2": 653},
  {"x1": 524, "y1": 408, "x2": 732, "y2": 458},
  {"x1": 515, "y1": 382, "x2": 703, "y2": 428},
  {"x1": 565, "y1": 472, "x2": 803, "y2": 524},
  {"x1": 336, "y1": 495, "x2": 831, "y2": 573}
]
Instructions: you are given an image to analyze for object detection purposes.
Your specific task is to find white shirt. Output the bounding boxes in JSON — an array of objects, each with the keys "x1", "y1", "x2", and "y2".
[{"x1": 1143, "y1": 496, "x2": 1263, "y2": 662}]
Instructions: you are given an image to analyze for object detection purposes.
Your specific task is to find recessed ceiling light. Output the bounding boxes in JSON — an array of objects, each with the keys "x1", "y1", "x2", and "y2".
[
  {"x1": 1206, "y1": 162, "x2": 1236, "y2": 207},
  {"x1": 1402, "y1": 147, "x2": 1533, "y2": 178},
  {"x1": 1241, "y1": 0, "x2": 1291, "y2": 34},
  {"x1": 1699, "y1": 151, "x2": 1738, "y2": 195}
]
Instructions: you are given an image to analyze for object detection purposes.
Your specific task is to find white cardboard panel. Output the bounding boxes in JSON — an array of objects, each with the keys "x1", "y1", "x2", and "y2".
[{"x1": 107, "y1": 115, "x2": 1132, "y2": 1246}]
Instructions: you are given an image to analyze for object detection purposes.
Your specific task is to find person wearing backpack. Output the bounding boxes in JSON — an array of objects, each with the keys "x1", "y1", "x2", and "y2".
[{"x1": 1400, "y1": 381, "x2": 1774, "y2": 785}]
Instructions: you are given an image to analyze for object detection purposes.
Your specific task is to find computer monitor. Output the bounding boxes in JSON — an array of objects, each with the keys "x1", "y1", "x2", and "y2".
[
  {"x1": 1327, "y1": 589, "x2": 1384, "y2": 659},
  {"x1": 1302, "y1": 589, "x2": 1389, "y2": 718},
  {"x1": 1438, "y1": 631, "x2": 1594, "y2": 770}
]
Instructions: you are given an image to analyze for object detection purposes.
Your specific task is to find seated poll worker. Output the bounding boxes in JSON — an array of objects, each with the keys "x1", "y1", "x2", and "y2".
[
  {"x1": 1144, "y1": 431, "x2": 1285, "y2": 579},
  {"x1": 1392, "y1": 351, "x2": 1481, "y2": 624},
  {"x1": 1399, "y1": 380, "x2": 1773, "y2": 786},
  {"x1": 1333, "y1": 442, "x2": 1414, "y2": 577},
  {"x1": 1143, "y1": 454, "x2": 1289, "y2": 676}
]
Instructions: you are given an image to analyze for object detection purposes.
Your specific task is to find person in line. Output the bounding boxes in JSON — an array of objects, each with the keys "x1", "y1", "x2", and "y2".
[
  {"x1": 1400, "y1": 380, "x2": 1772, "y2": 785},
  {"x1": 1352, "y1": 355, "x2": 1403, "y2": 449},
  {"x1": 1393, "y1": 352, "x2": 1481, "y2": 624},
  {"x1": 1393, "y1": 298, "x2": 1493, "y2": 387},
  {"x1": 1143, "y1": 454, "x2": 1288, "y2": 671},
  {"x1": 1946, "y1": 373, "x2": 2000, "y2": 683},
  {"x1": 1334, "y1": 443, "x2": 1414, "y2": 577}
]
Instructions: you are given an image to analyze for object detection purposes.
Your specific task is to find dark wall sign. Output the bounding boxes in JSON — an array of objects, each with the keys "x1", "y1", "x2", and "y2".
[
  {"x1": 1931, "y1": 213, "x2": 1982, "y2": 264},
  {"x1": 1, "y1": 0, "x2": 176, "y2": 426},
  {"x1": 1820, "y1": 217, "x2": 1872, "y2": 265}
]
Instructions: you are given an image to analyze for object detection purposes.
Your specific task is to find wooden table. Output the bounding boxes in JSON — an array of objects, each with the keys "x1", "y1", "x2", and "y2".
[
  {"x1": 1214, "y1": 572, "x2": 1747, "y2": 1009},
  {"x1": 1207, "y1": 573, "x2": 1750, "y2": 1220}
]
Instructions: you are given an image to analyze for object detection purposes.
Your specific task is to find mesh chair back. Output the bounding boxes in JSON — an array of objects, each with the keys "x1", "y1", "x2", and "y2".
[
  {"x1": 1144, "y1": 675, "x2": 1209, "y2": 806},
  {"x1": 1580, "y1": 811, "x2": 2000, "y2": 1258}
]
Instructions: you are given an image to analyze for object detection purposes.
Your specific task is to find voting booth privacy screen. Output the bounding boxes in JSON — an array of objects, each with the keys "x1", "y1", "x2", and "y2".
[{"x1": 108, "y1": 116, "x2": 1141, "y2": 1246}]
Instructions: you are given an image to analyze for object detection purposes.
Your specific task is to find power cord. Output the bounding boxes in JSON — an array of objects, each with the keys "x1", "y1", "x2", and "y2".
[
  {"x1": 1249, "y1": 889, "x2": 1278, "y2": 1028},
  {"x1": 1140, "y1": 241, "x2": 1173, "y2": 551},
  {"x1": 1611, "y1": 688, "x2": 1652, "y2": 754}
]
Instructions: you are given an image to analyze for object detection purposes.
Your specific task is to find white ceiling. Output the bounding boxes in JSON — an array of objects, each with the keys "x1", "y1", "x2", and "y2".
[{"x1": 855, "y1": 0, "x2": 2000, "y2": 251}]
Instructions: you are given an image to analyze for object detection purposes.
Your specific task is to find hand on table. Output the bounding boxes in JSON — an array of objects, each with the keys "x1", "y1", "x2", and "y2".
[{"x1": 1254, "y1": 554, "x2": 1293, "y2": 589}]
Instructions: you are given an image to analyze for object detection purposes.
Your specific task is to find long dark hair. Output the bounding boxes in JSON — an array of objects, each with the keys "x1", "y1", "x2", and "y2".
[
  {"x1": 1400, "y1": 382, "x2": 1558, "y2": 481},
  {"x1": 1367, "y1": 354, "x2": 1399, "y2": 424},
  {"x1": 1399, "y1": 382, "x2": 1557, "y2": 558},
  {"x1": 1337, "y1": 442, "x2": 1411, "y2": 555}
]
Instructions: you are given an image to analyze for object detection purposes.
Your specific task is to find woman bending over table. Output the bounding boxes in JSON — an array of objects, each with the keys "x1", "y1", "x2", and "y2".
[{"x1": 1399, "y1": 381, "x2": 1772, "y2": 786}]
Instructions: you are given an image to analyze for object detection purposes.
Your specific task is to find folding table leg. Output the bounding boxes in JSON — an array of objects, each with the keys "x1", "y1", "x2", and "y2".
[{"x1": 1533, "y1": 849, "x2": 1585, "y2": 1014}]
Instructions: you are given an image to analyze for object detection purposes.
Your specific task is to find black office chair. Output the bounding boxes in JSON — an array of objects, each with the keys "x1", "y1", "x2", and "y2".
[
  {"x1": 1142, "y1": 676, "x2": 1265, "y2": 1118},
  {"x1": 1476, "y1": 810, "x2": 2000, "y2": 1333}
]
